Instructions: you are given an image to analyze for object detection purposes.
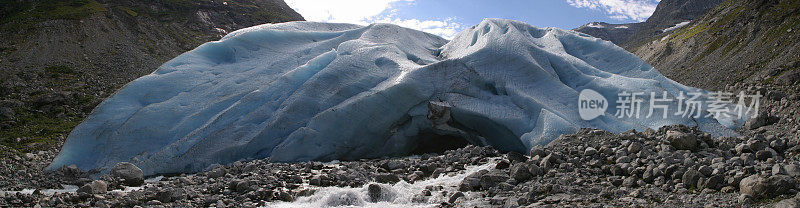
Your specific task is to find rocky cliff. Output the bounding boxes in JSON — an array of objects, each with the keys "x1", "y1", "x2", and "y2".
[
  {"x1": 0, "y1": 0, "x2": 303, "y2": 153},
  {"x1": 632, "y1": 0, "x2": 800, "y2": 90}
]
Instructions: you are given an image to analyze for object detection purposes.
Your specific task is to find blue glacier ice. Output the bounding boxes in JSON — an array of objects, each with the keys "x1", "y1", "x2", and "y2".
[{"x1": 47, "y1": 19, "x2": 742, "y2": 175}]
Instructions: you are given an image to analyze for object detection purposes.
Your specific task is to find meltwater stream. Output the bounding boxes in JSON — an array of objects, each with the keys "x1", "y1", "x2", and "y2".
[{"x1": 268, "y1": 159, "x2": 498, "y2": 208}]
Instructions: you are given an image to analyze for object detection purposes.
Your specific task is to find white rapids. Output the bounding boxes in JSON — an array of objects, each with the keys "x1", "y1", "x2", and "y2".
[{"x1": 267, "y1": 159, "x2": 498, "y2": 207}]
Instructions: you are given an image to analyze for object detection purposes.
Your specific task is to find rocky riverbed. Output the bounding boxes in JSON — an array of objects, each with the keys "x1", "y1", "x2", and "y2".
[{"x1": 1, "y1": 85, "x2": 799, "y2": 207}]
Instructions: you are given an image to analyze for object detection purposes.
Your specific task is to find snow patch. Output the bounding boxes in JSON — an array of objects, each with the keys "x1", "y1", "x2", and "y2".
[
  {"x1": 663, "y1": 21, "x2": 691, "y2": 33},
  {"x1": 586, "y1": 22, "x2": 605, "y2": 28}
]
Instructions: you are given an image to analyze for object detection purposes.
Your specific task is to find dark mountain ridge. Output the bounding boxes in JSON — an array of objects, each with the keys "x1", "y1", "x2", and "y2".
[{"x1": 574, "y1": 0, "x2": 724, "y2": 49}]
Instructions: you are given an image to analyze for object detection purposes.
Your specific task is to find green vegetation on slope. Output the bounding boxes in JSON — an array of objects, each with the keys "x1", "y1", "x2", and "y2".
[{"x1": 1, "y1": 0, "x2": 108, "y2": 30}]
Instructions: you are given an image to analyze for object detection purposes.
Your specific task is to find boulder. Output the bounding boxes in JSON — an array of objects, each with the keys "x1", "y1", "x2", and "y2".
[
  {"x1": 785, "y1": 164, "x2": 800, "y2": 177},
  {"x1": 702, "y1": 174, "x2": 725, "y2": 190},
  {"x1": 110, "y1": 162, "x2": 144, "y2": 186},
  {"x1": 506, "y1": 152, "x2": 528, "y2": 163},
  {"x1": 77, "y1": 180, "x2": 107, "y2": 194},
  {"x1": 374, "y1": 173, "x2": 400, "y2": 184},
  {"x1": 527, "y1": 163, "x2": 542, "y2": 176},
  {"x1": 739, "y1": 175, "x2": 792, "y2": 199},
  {"x1": 448, "y1": 192, "x2": 465, "y2": 204},
  {"x1": 458, "y1": 170, "x2": 485, "y2": 191},
  {"x1": 622, "y1": 176, "x2": 639, "y2": 187},
  {"x1": 667, "y1": 131, "x2": 698, "y2": 151},
  {"x1": 739, "y1": 175, "x2": 767, "y2": 198},
  {"x1": 479, "y1": 170, "x2": 509, "y2": 190},
  {"x1": 745, "y1": 111, "x2": 775, "y2": 130},
  {"x1": 529, "y1": 146, "x2": 546, "y2": 157},
  {"x1": 206, "y1": 165, "x2": 227, "y2": 178},
  {"x1": 509, "y1": 163, "x2": 532, "y2": 182},
  {"x1": 775, "y1": 198, "x2": 800, "y2": 208},
  {"x1": 366, "y1": 183, "x2": 394, "y2": 202},
  {"x1": 155, "y1": 188, "x2": 185, "y2": 203},
  {"x1": 682, "y1": 169, "x2": 702, "y2": 189},
  {"x1": 755, "y1": 149, "x2": 773, "y2": 161},
  {"x1": 584, "y1": 147, "x2": 597, "y2": 156},
  {"x1": 627, "y1": 142, "x2": 642, "y2": 154},
  {"x1": 768, "y1": 175, "x2": 795, "y2": 198}
]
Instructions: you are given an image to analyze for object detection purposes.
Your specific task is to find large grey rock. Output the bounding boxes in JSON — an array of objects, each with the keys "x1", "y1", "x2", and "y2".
[
  {"x1": 584, "y1": 147, "x2": 598, "y2": 156},
  {"x1": 479, "y1": 170, "x2": 510, "y2": 190},
  {"x1": 785, "y1": 164, "x2": 800, "y2": 177},
  {"x1": 628, "y1": 142, "x2": 643, "y2": 154},
  {"x1": 448, "y1": 192, "x2": 465, "y2": 204},
  {"x1": 775, "y1": 198, "x2": 800, "y2": 208},
  {"x1": 768, "y1": 175, "x2": 795, "y2": 198},
  {"x1": 275, "y1": 190, "x2": 295, "y2": 202},
  {"x1": 738, "y1": 175, "x2": 792, "y2": 199},
  {"x1": 235, "y1": 180, "x2": 256, "y2": 193},
  {"x1": 738, "y1": 194, "x2": 753, "y2": 205},
  {"x1": 755, "y1": 149, "x2": 773, "y2": 161},
  {"x1": 745, "y1": 111, "x2": 774, "y2": 130},
  {"x1": 367, "y1": 184, "x2": 382, "y2": 202},
  {"x1": 155, "y1": 188, "x2": 185, "y2": 203},
  {"x1": 374, "y1": 173, "x2": 400, "y2": 184},
  {"x1": 509, "y1": 163, "x2": 532, "y2": 182},
  {"x1": 310, "y1": 175, "x2": 331, "y2": 186},
  {"x1": 774, "y1": 164, "x2": 788, "y2": 176},
  {"x1": 77, "y1": 180, "x2": 107, "y2": 194},
  {"x1": 702, "y1": 174, "x2": 725, "y2": 190},
  {"x1": 366, "y1": 183, "x2": 394, "y2": 202},
  {"x1": 622, "y1": 176, "x2": 639, "y2": 187},
  {"x1": 506, "y1": 152, "x2": 528, "y2": 163},
  {"x1": 667, "y1": 131, "x2": 698, "y2": 151},
  {"x1": 739, "y1": 175, "x2": 767, "y2": 198},
  {"x1": 458, "y1": 170, "x2": 486, "y2": 191},
  {"x1": 529, "y1": 146, "x2": 546, "y2": 157},
  {"x1": 383, "y1": 160, "x2": 407, "y2": 171},
  {"x1": 616, "y1": 156, "x2": 631, "y2": 164},
  {"x1": 682, "y1": 169, "x2": 702, "y2": 189},
  {"x1": 771, "y1": 139, "x2": 787, "y2": 152},
  {"x1": 110, "y1": 162, "x2": 144, "y2": 186},
  {"x1": 206, "y1": 165, "x2": 227, "y2": 178}
]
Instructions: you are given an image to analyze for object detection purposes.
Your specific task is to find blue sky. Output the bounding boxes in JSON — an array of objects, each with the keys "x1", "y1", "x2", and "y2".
[{"x1": 285, "y1": 0, "x2": 661, "y2": 39}]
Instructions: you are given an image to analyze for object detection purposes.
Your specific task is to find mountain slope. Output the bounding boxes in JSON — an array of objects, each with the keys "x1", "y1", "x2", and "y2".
[
  {"x1": 574, "y1": 0, "x2": 724, "y2": 49},
  {"x1": 632, "y1": 0, "x2": 800, "y2": 90},
  {"x1": 573, "y1": 22, "x2": 641, "y2": 46},
  {"x1": 0, "y1": 0, "x2": 303, "y2": 153}
]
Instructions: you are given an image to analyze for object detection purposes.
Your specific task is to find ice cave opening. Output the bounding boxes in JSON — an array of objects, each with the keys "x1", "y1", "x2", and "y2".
[{"x1": 409, "y1": 132, "x2": 472, "y2": 155}]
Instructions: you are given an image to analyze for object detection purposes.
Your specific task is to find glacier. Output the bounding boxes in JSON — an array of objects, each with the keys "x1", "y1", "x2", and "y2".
[{"x1": 47, "y1": 19, "x2": 742, "y2": 175}]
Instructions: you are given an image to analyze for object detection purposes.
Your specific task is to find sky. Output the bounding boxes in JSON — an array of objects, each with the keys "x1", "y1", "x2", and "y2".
[{"x1": 284, "y1": 0, "x2": 661, "y2": 39}]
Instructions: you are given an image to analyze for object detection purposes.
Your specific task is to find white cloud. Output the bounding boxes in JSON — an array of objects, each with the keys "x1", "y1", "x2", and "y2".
[
  {"x1": 285, "y1": 0, "x2": 463, "y2": 39},
  {"x1": 565, "y1": 0, "x2": 660, "y2": 22},
  {"x1": 373, "y1": 17, "x2": 463, "y2": 39}
]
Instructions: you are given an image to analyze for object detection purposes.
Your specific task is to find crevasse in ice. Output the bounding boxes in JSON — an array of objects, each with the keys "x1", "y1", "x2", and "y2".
[{"x1": 47, "y1": 19, "x2": 741, "y2": 175}]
